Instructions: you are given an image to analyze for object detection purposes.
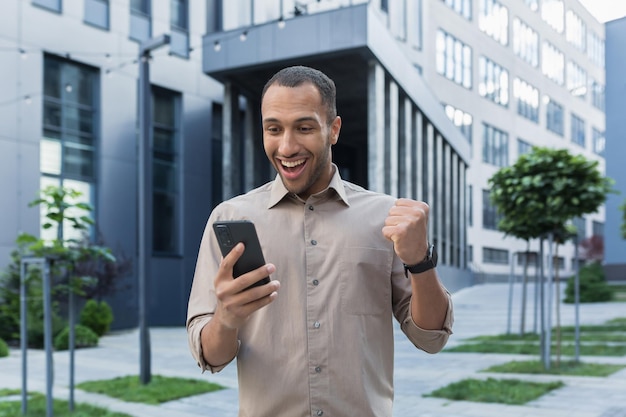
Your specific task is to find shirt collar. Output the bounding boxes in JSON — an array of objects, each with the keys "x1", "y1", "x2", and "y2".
[{"x1": 267, "y1": 164, "x2": 350, "y2": 209}]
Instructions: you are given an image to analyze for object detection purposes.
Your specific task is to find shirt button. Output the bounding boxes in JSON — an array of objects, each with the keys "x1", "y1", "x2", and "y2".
[
  {"x1": 308, "y1": 205, "x2": 314, "y2": 211},
  {"x1": 312, "y1": 279, "x2": 319, "y2": 286},
  {"x1": 315, "y1": 366, "x2": 321, "y2": 373},
  {"x1": 311, "y1": 240, "x2": 317, "y2": 245},
  {"x1": 316, "y1": 410, "x2": 323, "y2": 416},
  {"x1": 313, "y1": 321, "x2": 320, "y2": 328}
]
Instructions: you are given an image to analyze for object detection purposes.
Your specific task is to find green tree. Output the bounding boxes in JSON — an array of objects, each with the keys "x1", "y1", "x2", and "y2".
[
  {"x1": 0, "y1": 186, "x2": 124, "y2": 347},
  {"x1": 488, "y1": 147, "x2": 614, "y2": 369}
]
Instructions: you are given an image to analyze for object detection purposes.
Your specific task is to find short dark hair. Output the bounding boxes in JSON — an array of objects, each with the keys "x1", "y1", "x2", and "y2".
[{"x1": 261, "y1": 66, "x2": 337, "y2": 124}]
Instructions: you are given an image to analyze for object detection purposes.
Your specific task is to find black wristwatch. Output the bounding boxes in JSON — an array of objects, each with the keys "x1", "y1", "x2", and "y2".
[{"x1": 403, "y1": 244, "x2": 438, "y2": 276}]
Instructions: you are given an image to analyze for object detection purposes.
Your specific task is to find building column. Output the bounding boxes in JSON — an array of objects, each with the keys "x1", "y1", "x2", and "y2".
[
  {"x1": 368, "y1": 61, "x2": 385, "y2": 193},
  {"x1": 425, "y1": 123, "x2": 435, "y2": 240},
  {"x1": 243, "y1": 98, "x2": 255, "y2": 191},
  {"x1": 414, "y1": 109, "x2": 423, "y2": 201},
  {"x1": 435, "y1": 133, "x2": 443, "y2": 261},
  {"x1": 388, "y1": 80, "x2": 399, "y2": 197},
  {"x1": 402, "y1": 98, "x2": 414, "y2": 199},
  {"x1": 451, "y1": 152, "x2": 459, "y2": 267},
  {"x1": 222, "y1": 82, "x2": 241, "y2": 199}
]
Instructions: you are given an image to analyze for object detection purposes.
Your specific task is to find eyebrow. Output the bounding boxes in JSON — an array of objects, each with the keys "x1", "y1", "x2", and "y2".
[{"x1": 262, "y1": 116, "x2": 319, "y2": 125}]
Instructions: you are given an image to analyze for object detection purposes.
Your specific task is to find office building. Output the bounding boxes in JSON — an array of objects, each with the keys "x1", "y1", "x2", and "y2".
[{"x1": 0, "y1": 0, "x2": 607, "y2": 328}]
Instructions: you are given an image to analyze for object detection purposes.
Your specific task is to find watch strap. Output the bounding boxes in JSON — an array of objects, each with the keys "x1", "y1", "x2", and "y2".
[{"x1": 403, "y1": 244, "x2": 437, "y2": 276}]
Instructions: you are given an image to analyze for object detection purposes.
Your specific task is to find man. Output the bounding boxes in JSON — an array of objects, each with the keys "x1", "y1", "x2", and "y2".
[{"x1": 187, "y1": 65, "x2": 453, "y2": 417}]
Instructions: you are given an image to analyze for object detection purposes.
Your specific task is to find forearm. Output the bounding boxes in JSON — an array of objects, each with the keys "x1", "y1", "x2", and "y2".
[
  {"x1": 200, "y1": 314, "x2": 239, "y2": 367},
  {"x1": 409, "y1": 270, "x2": 449, "y2": 330}
]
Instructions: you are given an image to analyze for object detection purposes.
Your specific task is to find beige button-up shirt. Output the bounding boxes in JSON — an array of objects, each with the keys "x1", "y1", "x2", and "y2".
[{"x1": 187, "y1": 167, "x2": 453, "y2": 417}]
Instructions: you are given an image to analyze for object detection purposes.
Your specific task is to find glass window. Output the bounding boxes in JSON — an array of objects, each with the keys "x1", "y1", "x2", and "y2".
[
  {"x1": 482, "y1": 122, "x2": 509, "y2": 167},
  {"x1": 566, "y1": 10, "x2": 586, "y2": 52},
  {"x1": 84, "y1": 0, "x2": 109, "y2": 29},
  {"x1": 542, "y1": 41, "x2": 564, "y2": 85},
  {"x1": 545, "y1": 96, "x2": 564, "y2": 136},
  {"x1": 33, "y1": 0, "x2": 61, "y2": 12},
  {"x1": 444, "y1": 103, "x2": 473, "y2": 143},
  {"x1": 478, "y1": 56, "x2": 509, "y2": 107},
  {"x1": 407, "y1": 0, "x2": 423, "y2": 50},
  {"x1": 517, "y1": 138, "x2": 533, "y2": 157},
  {"x1": 152, "y1": 87, "x2": 180, "y2": 255},
  {"x1": 170, "y1": 0, "x2": 189, "y2": 58},
  {"x1": 592, "y1": 127, "x2": 605, "y2": 156},
  {"x1": 478, "y1": 0, "x2": 508, "y2": 46},
  {"x1": 483, "y1": 247, "x2": 509, "y2": 264},
  {"x1": 131, "y1": 0, "x2": 149, "y2": 14},
  {"x1": 571, "y1": 113, "x2": 585, "y2": 147},
  {"x1": 436, "y1": 29, "x2": 472, "y2": 89},
  {"x1": 587, "y1": 31, "x2": 605, "y2": 68},
  {"x1": 567, "y1": 61, "x2": 587, "y2": 99},
  {"x1": 41, "y1": 55, "x2": 98, "y2": 240},
  {"x1": 441, "y1": 0, "x2": 471, "y2": 20},
  {"x1": 525, "y1": 0, "x2": 538, "y2": 12},
  {"x1": 541, "y1": 0, "x2": 564, "y2": 33},
  {"x1": 517, "y1": 251, "x2": 538, "y2": 266},
  {"x1": 389, "y1": 0, "x2": 407, "y2": 41},
  {"x1": 171, "y1": 0, "x2": 187, "y2": 29},
  {"x1": 513, "y1": 77, "x2": 539, "y2": 123},
  {"x1": 482, "y1": 189, "x2": 501, "y2": 230},
  {"x1": 592, "y1": 221, "x2": 604, "y2": 237},
  {"x1": 591, "y1": 79, "x2": 605, "y2": 111},
  {"x1": 513, "y1": 18, "x2": 538, "y2": 67}
]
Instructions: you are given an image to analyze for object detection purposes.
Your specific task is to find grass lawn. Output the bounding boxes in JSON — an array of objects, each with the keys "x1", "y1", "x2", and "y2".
[
  {"x1": 76, "y1": 375, "x2": 224, "y2": 404},
  {"x1": 0, "y1": 389, "x2": 132, "y2": 417},
  {"x1": 484, "y1": 360, "x2": 626, "y2": 376},
  {"x1": 446, "y1": 317, "x2": 626, "y2": 357},
  {"x1": 424, "y1": 378, "x2": 564, "y2": 405}
]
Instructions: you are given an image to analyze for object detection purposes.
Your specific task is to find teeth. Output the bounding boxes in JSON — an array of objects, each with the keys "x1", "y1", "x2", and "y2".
[{"x1": 282, "y1": 159, "x2": 305, "y2": 168}]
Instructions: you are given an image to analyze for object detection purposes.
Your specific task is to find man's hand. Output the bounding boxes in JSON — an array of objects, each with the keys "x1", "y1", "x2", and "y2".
[
  {"x1": 382, "y1": 199, "x2": 430, "y2": 265},
  {"x1": 213, "y1": 242, "x2": 280, "y2": 330}
]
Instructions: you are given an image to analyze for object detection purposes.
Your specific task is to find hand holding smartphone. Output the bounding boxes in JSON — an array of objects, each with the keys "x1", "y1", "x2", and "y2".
[{"x1": 213, "y1": 220, "x2": 271, "y2": 289}]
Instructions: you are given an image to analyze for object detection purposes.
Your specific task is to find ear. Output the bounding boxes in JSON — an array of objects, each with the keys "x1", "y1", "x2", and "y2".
[{"x1": 330, "y1": 116, "x2": 342, "y2": 145}]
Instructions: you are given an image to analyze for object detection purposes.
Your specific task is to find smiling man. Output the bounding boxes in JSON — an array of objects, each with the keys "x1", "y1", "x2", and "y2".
[{"x1": 187, "y1": 66, "x2": 453, "y2": 417}]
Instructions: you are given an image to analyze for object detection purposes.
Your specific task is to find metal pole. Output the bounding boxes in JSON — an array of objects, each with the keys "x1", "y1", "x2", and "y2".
[
  {"x1": 506, "y1": 252, "x2": 515, "y2": 334},
  {"x1": 69, "y1": 286, "x2": 75, "y2": 411},
  {"x1": 545, "y1": 233, "x2": 554, "y2": 370},
  {"x1": 20, "y1": 259, "x2": 28, "y2": 415},
  {"x1": 574, "y1": 235, "x2": 581, "y2": 362},
  {"x1": 138, "y1": 34, "x2": 170, "y2": 385},
  {"x1": 539, "y1": 237, "x2": 547, "y2": 368},
  {"x1": 42, "y1": 260, "x2": 54, "y2": 417}
]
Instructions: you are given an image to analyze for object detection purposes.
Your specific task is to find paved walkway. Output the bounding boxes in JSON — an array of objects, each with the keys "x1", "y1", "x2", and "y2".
[{"x1": 1, "y1": 283, "x2": 626, "y2": 417}]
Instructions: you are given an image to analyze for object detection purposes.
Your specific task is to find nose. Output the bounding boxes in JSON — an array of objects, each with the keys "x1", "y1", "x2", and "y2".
[{"x1": 277, "y1": 128, "x2": 300, "y2": 157}]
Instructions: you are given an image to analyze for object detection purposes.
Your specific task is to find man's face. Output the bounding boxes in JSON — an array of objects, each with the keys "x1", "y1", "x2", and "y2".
[{"x1": 261, "y1": 82, "x2": 341, "y2": 200}]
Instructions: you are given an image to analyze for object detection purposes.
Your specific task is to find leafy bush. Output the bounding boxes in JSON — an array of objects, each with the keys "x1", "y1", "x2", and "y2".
[
  {"x1": 54, "y1": 324, "x2": 99, "y2": 350},
  {"x1": 564, "y1": 262, "x2": 613, "y2": 303},
  {"x1": 80, "y1": 299, "x2": 114, "y2": 336},
  {"x1": 0, "y1": 338, "x2": 8, "y2": 358}
]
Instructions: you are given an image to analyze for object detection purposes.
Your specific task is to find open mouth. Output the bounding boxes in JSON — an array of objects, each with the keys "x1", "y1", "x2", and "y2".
[{"x1": 280, "y1": 158, "x2": 307, "y2": 178}]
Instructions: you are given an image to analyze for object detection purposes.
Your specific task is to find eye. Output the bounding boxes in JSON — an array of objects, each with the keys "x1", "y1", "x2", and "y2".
[
  {"x1": 265, "y1": 125, "x2": 281, "y2": 134},
  {"x1": 298, "y1": 126, "x2": 314, "y2": 133}
]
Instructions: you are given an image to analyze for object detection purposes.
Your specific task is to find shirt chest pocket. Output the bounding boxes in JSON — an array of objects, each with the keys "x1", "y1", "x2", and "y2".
[{"x1": 339, "y1": 247, "x2": 393, "y2": 315}]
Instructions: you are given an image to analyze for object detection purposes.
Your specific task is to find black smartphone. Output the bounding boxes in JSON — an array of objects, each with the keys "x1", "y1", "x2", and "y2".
[{"x1": 212, "y1": 220, "x2": 270, "y2": 289}]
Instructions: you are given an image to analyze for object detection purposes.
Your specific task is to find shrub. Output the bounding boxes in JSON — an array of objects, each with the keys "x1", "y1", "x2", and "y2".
[
  {"x1": 0, "y1": 338, "x2": 8, "y2": 357},
  {"x1": 53, "y1": 324, "x2": 99, "y2": 350},
  {"x1": 79, "y1": 299, "x2": 114, "y2": 336},
  {"x1": 564, "y1": 262, "x2": 613, "y2": 303}
]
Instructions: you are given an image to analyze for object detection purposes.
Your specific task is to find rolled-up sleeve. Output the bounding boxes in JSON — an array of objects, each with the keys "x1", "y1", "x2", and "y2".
[
  {"x1": 400, "y1": 291, "x2": 454, "y2": 354},
  {"x1": 186, "y1": 215, "x2": 239, "y2": 373}
]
